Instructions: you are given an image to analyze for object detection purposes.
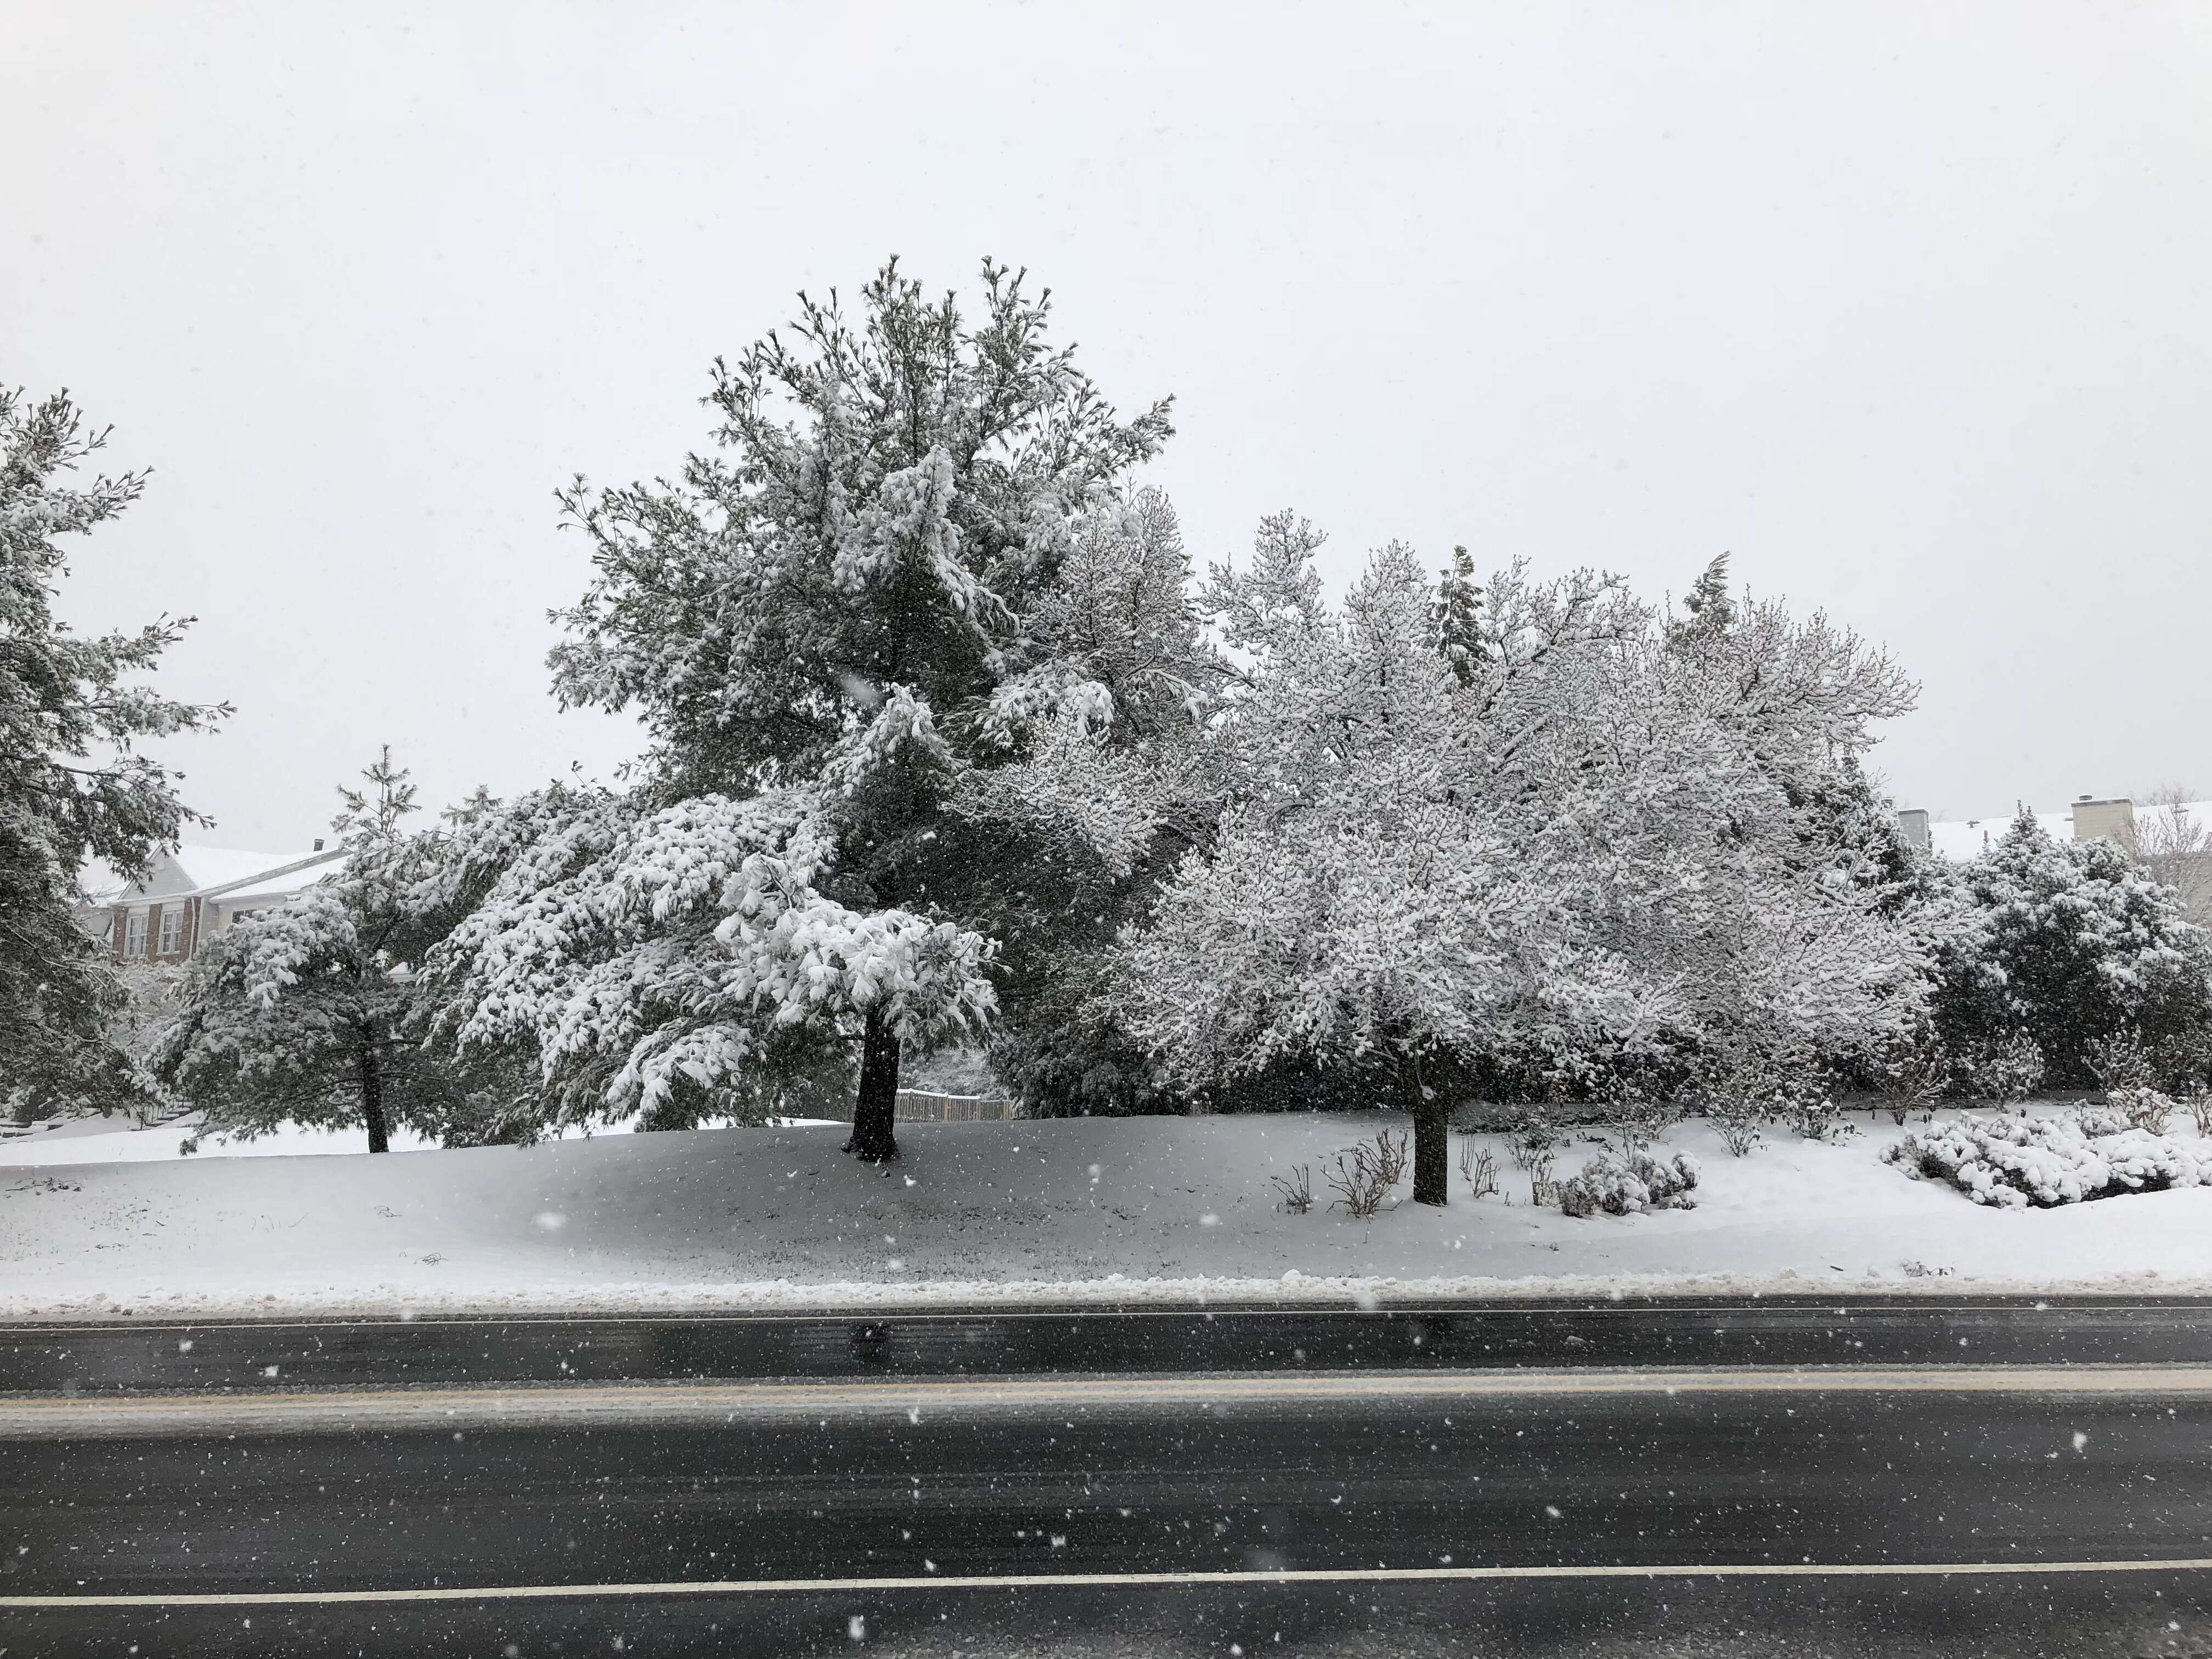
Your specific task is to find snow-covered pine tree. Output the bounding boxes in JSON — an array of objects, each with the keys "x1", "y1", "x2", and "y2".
[
  {"x1": 0, "y1": 387, "x2": 229, "y2": 1118},
  {"x1": 153, "y1": 750, "x2": 511, "y2": 1149},
  {"x1": 946, "y1": 487, "x2": 1232, "y2": 1115},
  {"x1": 1922, "y1": 805, "x2": 2209, "y2": 1086},
  {"x1": 422, "y1": 260, "x2": 1177, "y2": 1159}
]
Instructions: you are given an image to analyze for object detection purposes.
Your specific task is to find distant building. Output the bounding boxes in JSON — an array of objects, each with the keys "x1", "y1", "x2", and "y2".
[{"x1": 84, "y1": 844, "x2": 346, "y2": 967}]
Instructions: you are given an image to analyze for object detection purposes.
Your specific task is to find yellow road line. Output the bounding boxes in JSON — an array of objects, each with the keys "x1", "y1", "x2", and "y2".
[{"x1": 10, "y1": 1558, "x2": 2212, "y2": 1609}]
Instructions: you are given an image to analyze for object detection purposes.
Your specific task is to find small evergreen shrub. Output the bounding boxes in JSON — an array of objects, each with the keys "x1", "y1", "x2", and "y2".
[{"x1": 1558, "y1": 1150, "x2": 1701, "y2": 1218}]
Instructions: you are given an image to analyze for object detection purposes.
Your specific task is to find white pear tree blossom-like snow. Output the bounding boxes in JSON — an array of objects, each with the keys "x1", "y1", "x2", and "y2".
[{"x1": 1105, "y1": 528, "x2": 1928, "y2": 1205}]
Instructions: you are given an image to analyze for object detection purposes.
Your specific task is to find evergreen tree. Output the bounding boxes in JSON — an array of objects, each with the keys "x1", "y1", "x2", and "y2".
[
  {"x1": 0, "y1": 387, "x2": 228, "y2": 1117},
  {"x1": 424, "y1": 260, "x2": 1176, "y2": 1159},
  {"x1": 153, "y1": 751, "x2": 512, "y2": 1149},
  {"x1": 1923, "y1": 805, "x2": 2209, "y2": 1086}
]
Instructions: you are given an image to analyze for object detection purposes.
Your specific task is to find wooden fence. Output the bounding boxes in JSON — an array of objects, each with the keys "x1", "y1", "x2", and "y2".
[{"x1": 805, "y1": 1091, "x2": 1019, "y2": 1124}]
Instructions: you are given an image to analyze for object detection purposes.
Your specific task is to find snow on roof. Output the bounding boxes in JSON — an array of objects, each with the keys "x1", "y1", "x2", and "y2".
[
  {"x1": 109, "y1": 845, "x2": 343, "y2": 902},
  {"x1": 1926, "y1": 800, "x2": 2212, "y2": 862},
  {"x1": 177, "y1": 846, "x2": 342, "y2": 897},
  {"x1": 1928, "y1": 810, "x2": 2073, "y2": 862}
]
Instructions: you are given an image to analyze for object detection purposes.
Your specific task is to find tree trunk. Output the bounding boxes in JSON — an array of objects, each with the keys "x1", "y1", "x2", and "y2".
[
  {"x1": 358, "y1": 1040, "x2": 390, "y2": 1154},
  {"x1": 844, "y1": 1006, "x2": 900, "y2": 1163},
  {"x1": 1409, "y1": 1049, "x2": 1448, "y2": 1206}
]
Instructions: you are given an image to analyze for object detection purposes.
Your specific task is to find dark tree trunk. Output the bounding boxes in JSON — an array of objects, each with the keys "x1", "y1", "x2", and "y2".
[
  {"x1": 1410, "y1": 1048, "x2": 1448, "y2": 1206},
  {"x1": 844, "y1": 1006, "x2": 900, "y2": 1163},
  {"x1": 358, "y1": 1040, "x2": 391, "y2": 1154}
]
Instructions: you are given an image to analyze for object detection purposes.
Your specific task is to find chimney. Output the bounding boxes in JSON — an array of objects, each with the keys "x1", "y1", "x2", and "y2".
[
  {"x1": 1895, "y1": 808, "x2": 1930, "y2": 851},
  {"x1": 313, "y1": 838, "x2": 325, "y2": 852},
  {"x1": 2070, "y1": 798, "x2": 2135, "y2": 845}
]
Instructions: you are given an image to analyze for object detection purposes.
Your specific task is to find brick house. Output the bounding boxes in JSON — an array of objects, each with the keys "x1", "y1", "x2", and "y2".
[{"x1": 89, "y1": 845, "x2": 347, "y2": 967}]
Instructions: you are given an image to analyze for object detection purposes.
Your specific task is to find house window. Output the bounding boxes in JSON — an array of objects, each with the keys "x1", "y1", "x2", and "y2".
[
  {"x1": 125, "y1": 911, "x2": 148, "y2": 958},
  {"x1": 156, "y1": 907, "x2": 182, "y2": 957}
]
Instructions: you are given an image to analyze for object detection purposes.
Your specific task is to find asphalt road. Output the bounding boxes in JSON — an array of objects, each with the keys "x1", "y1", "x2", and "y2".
[{"x1": 3, "y1": 1301, "x2": 2211, "y2": 1657}]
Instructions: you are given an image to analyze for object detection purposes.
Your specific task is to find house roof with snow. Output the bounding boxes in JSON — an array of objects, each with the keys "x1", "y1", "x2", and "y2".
[
  {"x1": 115, "y1": 845, "x2": 345, "y2": 904},
  {"x1": 1928, "y1": 810, "x2": 2074, "y2": 862},
  {"x1": 1926, "y1": 800, "x2": 2212, "y2": 862}
]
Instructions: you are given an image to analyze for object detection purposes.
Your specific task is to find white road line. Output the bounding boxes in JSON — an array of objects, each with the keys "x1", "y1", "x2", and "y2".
[
  {"x1": 10, "y1": 1558, "x2": 2212, "y2": 1610},
  {"x1": 5, "y1": 1364, "x2": 2211, "y2": 1438}
]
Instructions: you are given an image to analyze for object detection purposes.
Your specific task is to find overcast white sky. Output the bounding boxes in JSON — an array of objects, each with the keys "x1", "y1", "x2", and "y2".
[{"x1": 7, "y1": 2, "x2": 2207, "y2": 847}]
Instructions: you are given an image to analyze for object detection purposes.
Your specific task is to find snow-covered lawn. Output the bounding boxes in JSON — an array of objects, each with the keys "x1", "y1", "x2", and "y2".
[
  {"x1": 0, "y1": 1111, "x2": 841, "y2": 1167},
  {"x1": 4, "y1": 1109, "x2": 2207, "y2": 1319}
]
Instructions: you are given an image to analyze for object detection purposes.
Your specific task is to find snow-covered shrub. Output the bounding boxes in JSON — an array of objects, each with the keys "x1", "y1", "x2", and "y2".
[
  {"x1": 2106, "y1": 1085, "x2": 2176, "y2": 1135},
  {"x1": 2072, "y1": 1102, "x2": 2132, "y2": 1137},
  {"x1": 1606, "y1": 1093, "x2": 1683, "y2": 1159},
  {"x1": 1878, "y1": 1033, "x2": 1949, "y2": 1126},
  {"x1": 1951, "y1": 1031, "x2": 2046, "y2": 1106},
  {"x1": 2084, "y1": 1028, "x2": 2157, "y2": 1095},
  {"x1": 1505, "y1": 1107, "x2": 1565, "y2": 1201},
  {"x1": 1558, "y1": 1150, "x2": 1700, "y2": 1218},
  {"x1": 1699, "y1": 1054, "x2": 1780, "y2": 1156},
  {"x1": 1774, "y1": 1071, "x2": 1850, "y2": 1142},
  {"x1": 1884, "y1": 1113, "x2": 2211, "y2": 1207},
  {"x1": 2188, "y1": 1088, "x2": 2212, "y2": 1138},
  {"x1": 1270, "y1": 1164, "x2": 1314, "y2": 1215}
]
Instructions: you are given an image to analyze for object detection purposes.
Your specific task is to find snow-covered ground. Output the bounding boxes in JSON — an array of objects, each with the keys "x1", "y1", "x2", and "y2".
[
  {"x1": 0, "y1": 1111, "x2": 839, "y2": 1166},
  {"x1": 4, "y1": 1107, "x2": 2208, "y2": 1319}
]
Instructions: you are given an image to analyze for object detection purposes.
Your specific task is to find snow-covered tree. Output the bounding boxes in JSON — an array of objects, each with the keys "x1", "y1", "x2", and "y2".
[
  {"x1": 2130, "y1": 787, "x2": 2212, "y2": 924},
  {"x1": 1922, "y1": 806, "x2": 2210, "y2": 1086},
  {"x1": 153, "y1": 751, "x2": 509, "y2": 1150},
  {"x1": 424, "y1": 260, "x2": 1176, "y2": 1158},
  {"x1": 0, "y1": 387, "x2": 228, "y2": 1118},
  {"x1": 1109, "y1": 530, "x2": 1928, "y2": 1203},
  {"x1": 945, "y1": 487, "x2": 1231, "y2": 1115}
]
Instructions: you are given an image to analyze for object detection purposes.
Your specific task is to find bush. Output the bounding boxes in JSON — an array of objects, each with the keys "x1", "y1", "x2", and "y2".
[
  {"x1": 1952, "y1": 1031, "x2": 2046, "y2": 1105},
  {"x1": 1558, "y1": 1150, "x2": 1701, "y2": 1218},
  {"x1": 1457, "y1": 1136, "x2": 1500, "y2": 1199},
  {"x1": 1503, "y1": 1106, "x2": 1564, "y2": 1202},
  {"x1": 1606, "y1": 1094, "x2": 1681, "y2": 1160},
  {"x1": 1884, "y1": 1113, "x2": 2210, "y2": 1207},
  {"x1": 1879, "y1": 1036, "x2": 1948, "y2": 1126},
  {"x1": 1270, "y1": 1164, "x2": 1314, "y2": 1215},
  {"x1": 1700, "y1": 1055, "x2": 1778, "y2": 1156},
  {"x1": 1325, "y1": 1138, "x2": 1400, "y2": 1219},
  {"x1": 2084, "y1": 1029, "x2": 2156, "y2": 1095},
  {"x1": 2106, "y1": 1085, "x2": 2177, "y2": 1135}
]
